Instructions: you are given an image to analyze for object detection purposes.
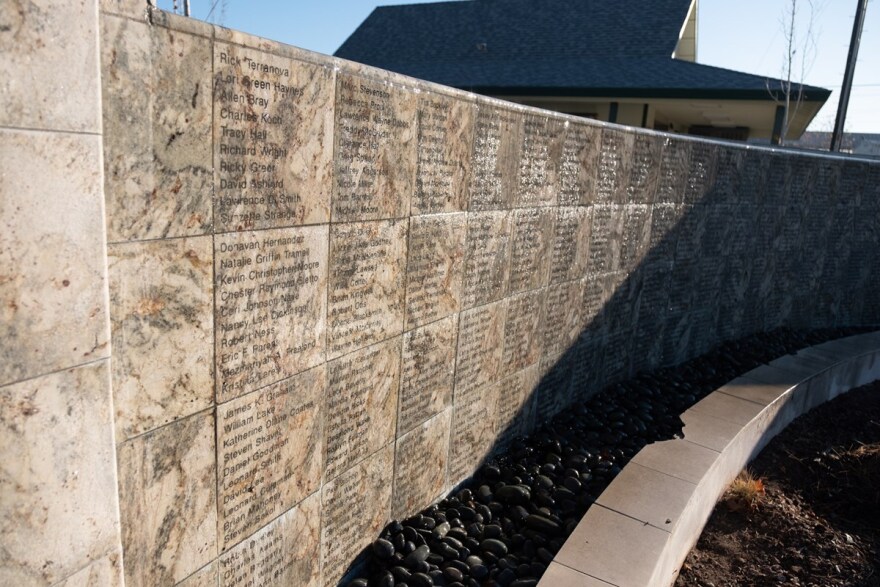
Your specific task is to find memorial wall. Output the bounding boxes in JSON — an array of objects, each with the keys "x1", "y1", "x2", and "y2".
[{"x1": 1, "y1": 2, "x2": 879, "y2": 586}]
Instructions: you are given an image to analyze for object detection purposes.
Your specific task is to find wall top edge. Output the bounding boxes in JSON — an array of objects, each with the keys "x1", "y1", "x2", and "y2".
[{"x1": 143, "y1": 6, "x2": 878, "y2": 167}]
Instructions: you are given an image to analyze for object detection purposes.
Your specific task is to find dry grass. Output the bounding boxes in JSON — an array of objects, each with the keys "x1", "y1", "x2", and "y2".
[{"x1": 723, "y1": 469, "x2": 766, "y2": 512}]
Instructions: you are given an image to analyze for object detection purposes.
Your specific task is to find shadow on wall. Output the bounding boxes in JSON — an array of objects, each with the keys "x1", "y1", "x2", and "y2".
[{"x1": 341, "y1": 127, "x2": 880, "y2": 582}]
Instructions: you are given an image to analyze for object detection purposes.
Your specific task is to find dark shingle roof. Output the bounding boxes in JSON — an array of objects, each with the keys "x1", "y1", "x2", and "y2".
[{"x1": 335, "y1": 0, "x2": 830, "y2": 102}]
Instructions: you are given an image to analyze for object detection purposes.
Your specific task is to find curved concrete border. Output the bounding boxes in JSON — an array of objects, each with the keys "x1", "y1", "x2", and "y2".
[{"x1": 539, "y1": 330, "x2": 880, "y2": 587}]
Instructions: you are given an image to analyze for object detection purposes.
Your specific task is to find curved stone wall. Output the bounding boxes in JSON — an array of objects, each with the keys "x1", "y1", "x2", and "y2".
[{"x1": 1, "y1": 3, "x2": 879, "y2": 586}]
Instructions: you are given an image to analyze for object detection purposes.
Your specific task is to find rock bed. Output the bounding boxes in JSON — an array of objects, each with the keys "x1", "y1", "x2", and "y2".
[{"x1": 348, "y1": 327, "x2": 866, "y2": 587}]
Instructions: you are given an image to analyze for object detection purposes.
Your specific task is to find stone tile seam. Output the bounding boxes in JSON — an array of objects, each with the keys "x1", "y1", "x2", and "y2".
[
  {"x1": 551, "y1": 560, "x2": 621, "y2": 587},
  {"x1": 594, "y1": 489, "x2": 685, "y2": 536},
  {"x1": 0, "y1": 355, "x2": 110, "y2": 392},
  {"x1": 631, "y1": 438, "x2": 722, "y2": 484},
  {"x1": 0, "y1": 124, "x2": 102, "y2": 138},
  {"x1": 46, "y1": 551, "x2": 120, "y2": 587}
]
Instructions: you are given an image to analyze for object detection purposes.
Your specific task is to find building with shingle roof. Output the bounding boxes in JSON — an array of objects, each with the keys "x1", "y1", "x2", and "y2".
[{"x1": 335, "y1": 0, "x2": 830, "y2": 142}]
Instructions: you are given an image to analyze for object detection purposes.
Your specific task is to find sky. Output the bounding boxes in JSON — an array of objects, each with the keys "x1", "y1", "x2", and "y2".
[{"x1": 157, "y1": 0, "x2": 880, "y2": 133}]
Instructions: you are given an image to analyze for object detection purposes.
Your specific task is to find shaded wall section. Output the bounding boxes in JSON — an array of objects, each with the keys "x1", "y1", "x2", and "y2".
[{"x1": 2, "y1": 2, "x2": 879, "y2": 586}]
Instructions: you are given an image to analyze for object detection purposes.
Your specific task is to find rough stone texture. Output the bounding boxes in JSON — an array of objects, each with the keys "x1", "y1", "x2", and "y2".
[
  {"x1": 392, "y1": 409, "x2": 453, "y2": 520},
  {"x1": 0, "y1": 363, "x2": 120, "y2": 587},
  {"x1": 0, "y1": 130, "x2": 109, "y2": 387}
]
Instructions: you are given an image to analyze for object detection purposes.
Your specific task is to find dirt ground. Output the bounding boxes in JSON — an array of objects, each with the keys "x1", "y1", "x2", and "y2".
[{"x1": 675, "y1": 380, "x2": 880, "y2": 587}]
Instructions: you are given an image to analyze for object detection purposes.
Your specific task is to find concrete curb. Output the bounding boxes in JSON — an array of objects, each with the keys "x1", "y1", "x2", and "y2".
[{"x1": 540, "y1": 331, "x2": 880, "y2": 587}]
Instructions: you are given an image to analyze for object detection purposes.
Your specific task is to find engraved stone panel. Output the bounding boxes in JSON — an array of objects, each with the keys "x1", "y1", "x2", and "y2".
[
  {"x1": 414, "y1": 94, "x2": 474, "y2": 214},
  {"x1": 626, "y1": 134, "x2": 662, "y2": 204},
  {"x1": 333, "y1": 74, "x2": 416, "y2": 222},
  {"x1": 515, "y1": 114, "x2": 565, "y2": 207},
  {"x1": 470, "y1": 105, "x2": 523, "y2": 210},
  {"x1": 542, "y1": 280, "x2": 585, "y2": 357},
  {"x1": 118, "y1": 411, "x2": 217, "y2": 586},
  {"x1": 648, "y1": 203, "x2": 684, "y2": 263},
  {"x1": 535, "y1": 351, "x2": 572, "y2": 423},
  {"x1": 392, "y1": 409, "x2": 452, "y2": 520},
  {"x1": 449, "y1": 381, "x2": 500, "y2": 485},
  {"x1": 582, "y1": 275, "x2": 608, "y2": 332},
  {"x1": 214, "y1": 44, "x2": 334, "y2": 232},
  {"x1": 325, "y1": 338, "x2": 400, "y2": 481},
  {"x1": 454, "y1": 300, "x2": 506, "y2": 399},
  {"x1": 619, "y1": 205, "x2": 652, "y2": 272},
  {"x1": 655, "y1": 138, "x2": 691, "y2": 205},
  {"x1": 102, "y1": 16, "x2": 212, "y2": 242},
  {"x1": 328, "y1": 219, "x2": 407, "y2": 358},
  {"x1": 496, "y1": 365, "x2": 540, "y2": 449},
  {"x1": 217, "y1": 366, "x2": 324, "y2": 550},
  {"x1": 550, "y1": 206, "x2": 592, "y2": 284},
  {"x1": 405, "y1": 213, "x2": 466, "y2": 329},
  {"x1": 0, "y1": 363, "x2": 119, "y2": 586},
  {"x1": 109, "y1": 237, "x2": 213, "y2": 441},
  {"x1": 0, "y1": 130, "x2": 108, "y2": 387},
  {"x1": 588, "y1": 205, "x2": 625, "y2": 276},
  {"x1": 596, "y1": 129, "x2": 634, "y2": 205},
  {"x1": 502, "y1": 290, "x2": 544, "y2": 373},
  {"x1": 322, "y1": 445, "x2": 393, "y2": 586},
  {"x1": 508, "y1": 208, "x2": 555, "y2": 294},
  {"x1": 177, "y1": 562, "x2": 216, "y2": 587},
  {"x1": 398, "y1": 316, "x2": 457, "y2": 436},
  {"x1": 219, "y1": 491, "x2": 321, "y2": 587},
  {"x1": 461, "y1": 211, "x2": 512, "y2": 309},
  {"x1": 215, "y1": 225, "x2": 328, "y2": 402},
  {"x1": 684, "y1": 141, "x2": 719, "y2": 204},
  {"x1": 559, "y1": 122, "x2": 601, "y2": 206}
]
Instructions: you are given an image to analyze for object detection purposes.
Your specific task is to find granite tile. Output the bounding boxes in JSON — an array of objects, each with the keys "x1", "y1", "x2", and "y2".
[
  {"x1": 117, "y1": 411, "x2": 217, "y2": 587},
  {"x1": 0, "y1": 0, "x2": 100, "y2": 132},
  {"x1": 461, "y1": 210, "x2": 512, "y2": 309},
  {"x1": 322, "y1": 445, "x2": 394, "y2": 586},
  {"x1": 470, "y1": 104, "x2": 524, "y2": 210},
  {"x1": 496, "y1": 365, "x2": 540, "y2": 449},
  {"x1": 392, "y1": 409, "x2": 453, "y2": 520},
  {"x1": 508, "y1": 207, "x2": 555, "y2": 294},
  {"x1": 0, "y1": 363, "x2": 119, "y2": 586},
  {"x1": 655, "y1": 137, "x2": 691, "y2": 205},
  {"x1": 333, "y1": 73, "x2": 417, "y2": 222},
  {"x1": 502, "y1": 289, "x2": 545, "y2": 373},
  {"x1": 558, "y1": 121, "x2": 601, "y2": 206},
  {"x1": 449, "y1": 380, "x2": 501, "y2": 485},
  {"x1": 626, "y1": 133, "x2": 662, "y2": 204},
  {"x1": 398, "y1": 316, "x2": 457, "y2": 436},
  {"x1": 413, "y1": 94, "x2": 474, "y2": 214},
  {"x1": 327, "y1": 219, "x2": 407, "y2": 358},
  {"x1": 595, "y1": 128, "x2": 634, "y2": 205},
  {"x1": 550, "y1": 206, "x2": 592, "y2": 285},
  {"x1": 219, "y1": 491, "x2": 322, "y2": 587},
  {"x1": 213, "y1": 43, "x2": 334, "y2": 231},
  {"x1": 325, "y1": 338, "x2": 400, "y2": 481},
  {"x1": 216, "y1": 365, "x2": 324, "y2": 550},
  {"x1": 454, "y1": 300, "x2": 506, "y2": 399},
  {"x1": 109, "y1": 237, "x2": 213, "y2": 441},
  {"x1": 404, "y1": 213, "x2": 466, "y2": 330},
  {"x1": 102, "y1": 15, "x2": 213, "y2": 241},
  {"x1": 54, "y1": 552, "x2": 123, "y2": 587},
  {"x1": 0, "y1": 130, "x2": 108, "y2": 387},
  {"x1": 542, "y1": 279, "x2": 586, "y2": 358},
  {"x1": 515, "y1": 114, "x2": 565, "y2": 207},
  {"x1": 214, "y1": 225, "x2": 328, "y2": 402}
]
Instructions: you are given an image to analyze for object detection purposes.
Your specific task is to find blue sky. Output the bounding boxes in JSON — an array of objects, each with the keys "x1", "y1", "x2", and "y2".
[{"x1": 157, "y1": 0, "x2": 880, "y2": 133}]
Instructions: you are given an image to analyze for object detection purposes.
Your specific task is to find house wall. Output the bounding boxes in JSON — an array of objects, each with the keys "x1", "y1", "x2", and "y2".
[{"x1": 2, "y1": 3, "x2": 879, "y2": 586}]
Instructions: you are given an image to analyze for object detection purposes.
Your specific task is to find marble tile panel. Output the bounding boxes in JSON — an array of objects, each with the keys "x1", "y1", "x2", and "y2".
[
  {"x1": 213, "y1": 43, "x2": 334, "y2": 232},
  {"x1": 176, "y1": 562, "x2": 217, "y2": 587},
  {"x1": 327, "y1": 219, "x2": 407, "y2": 358},
  {"x1": 625, "y1": 133, "x2": 662, "y2": 204},
  {"x1": 502, "y1": 289, "x2": 545, "y2": 373},
  {"x1": 324, "y1": 338, "x2": 400, "y2": 481},
  {"x1": 404, "y1": 213, "x2": 466, "y2": 330},
  {"x1": 595, "y1": 128, "x2": 634, "y2": 205},
  {"x1": 461, "y1": 210, "x2": 512, "y2": 309},
  {"x1": 398, "y1": 316, "x2": 457, "y2": 436},
  {"x1": 469, "y1": 105, "x2": 524, "y2": 210},
  {"x1": 454, "y1": 300, "x2": 506, "y2": 399},
  {"x1": 550, "y1": 206, "x2": 592, "y2": 285},
  {"x1": 333, "y1": 73, "x2": 417, "y2": 222},
  {"x1": 0, "y1": 363, "x2": 119, "y2": 586},
  {"x1": 216, "y1": 365, "x2": 324, "y2": 550},
  {"x1": 558, "y1": 121, "x2": 601, "y2": 206},
  {"x1": 55, "y1": 552, "x2": 123, "y2": 587},
  {"x1": 515, "y1": 114, "x2": 565, "y2": 207},
  {"x1": 413, "y1": 93, "x2": 475, "y2": 214},
  {"x1": 535, "y1": 351, "x2": 572, "y2": 422},
  {"x1": 101, "y1": 0, "x2": 148, "y2": 19},
  {"x1": 654, "y1": 137, "x2": 691, "y2": 205},
  {"x1": 542, "y1": 280, "x2": 585, "y2": 357},
  {"x1": 0, "y1": 0, "x2": 100, "y2": 132},
  {"x1": 0, "y1": 130, "x2": 108, "y2": 387},
  {"x1": 619, "y1": 204, "x2": 652, "y2": 272},
  {"x1": 321, "y1": 445, "x2": 394, "y2": 586},
  {"x1": 449, "y1": 380, "x2": 501, "y2": 485},
  {"x1": 219, "y1": 491, "x2": 321, "y2": 587},
  {"x1": 117, "y1": 411, "x2": 217, "y2": 587},
  {"x1": 102, "y1": 16, "x2": 213, "y2": 241},
  {"x1": 215, "y1": 225, "x2": 328, "y2": 402},
  {"x1": 495, "y1": 365, "x2": 540, "y2": 449},
  {"x1": 392, "y1": 409, "x2": 453, "y2": 520},
  {"x1": 507, "y1": 207, "x2": 555, "y2": 294},
  {"x1": 109, "y1": 237, "x2": 213, "y2": 441},
  {"x1": 683, "y1": 141, "x2": 719, "y2": 204}
]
